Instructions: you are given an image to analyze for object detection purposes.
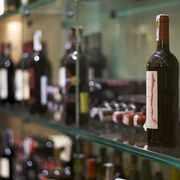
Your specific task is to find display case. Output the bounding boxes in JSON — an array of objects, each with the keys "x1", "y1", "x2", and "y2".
[{"x1": 0, "y1": 0, "x2": 179, "y2": 179}]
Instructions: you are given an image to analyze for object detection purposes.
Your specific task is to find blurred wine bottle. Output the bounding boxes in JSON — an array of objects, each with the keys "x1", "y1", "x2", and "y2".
[
  {"x1": 84, "y1": 33, "x2": 107, "y2": 79},
  {"x1": 128, "y1": 155, "x2": 140, "y2": 180},
  {"x1": 103, "y1": 163, "x2": 114, "y2": 180},
  {"x1": 0, "y1": 129, "x2": 15, "y2": 180},
  {"x1": 14, "y1": 41, "x2": 32, "y2": 107},
  {"x1": 0, "y1": 43, "x2": 15, "y2": 106},
  {"x1": 97, "y1": 147, "x2": 108, "y2": 180},
  {"x1": 29, "y1": 30, "x2": 51, "y2": 114},
  {"x1": 112, "y1": 150, "x2": 126, "y2": 179},
  {"x1": 59, "y1": 27, "x2": 89, "y2": 125},
  {"x1": 23, "y1": 137, "x2": 38, "y2": 180},
  {"x1": 140, "y1": 159, "x2": 153, "y2": 180},
  {"x1": 73, "y1": 154, "x2": 86, "y2": 180}
]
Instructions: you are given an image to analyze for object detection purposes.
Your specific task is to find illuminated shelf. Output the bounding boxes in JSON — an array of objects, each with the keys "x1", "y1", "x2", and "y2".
[
  {"x1": 0, "y1": 107, "x2": 179, "y2": 169},
  {"x1": 0, "y1": 0, "x2": 180, "y2": 20},
  {"x1": 0, "y1": 0, "x2": 58, "y2": 20}
]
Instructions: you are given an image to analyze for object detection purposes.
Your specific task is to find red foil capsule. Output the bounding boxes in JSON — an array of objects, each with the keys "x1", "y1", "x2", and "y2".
[
  {"x1": 112, "y1": 111, "x2": 125, "y2": 124},
  {"x1": 133, "y1": 113, "x2": 146, "y2": 127},
  {"x1": 122, "y1": 113, "x2": 134, "y2": 126}
]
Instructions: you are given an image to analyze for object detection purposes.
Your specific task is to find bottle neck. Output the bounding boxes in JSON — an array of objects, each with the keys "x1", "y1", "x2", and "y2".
[{"x1": 156, "y1": 21, "x2": 169, "y2": 50}]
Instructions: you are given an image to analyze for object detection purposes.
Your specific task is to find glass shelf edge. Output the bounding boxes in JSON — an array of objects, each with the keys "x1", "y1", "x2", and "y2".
[
  {"x1": 116, "y1": 0, "x2": 180, "y2": 18},
  {"x1": 0, "y1": 107, "x2": 179, "y2": 169},
  {"x1": 0, "y1": 0, "x2": 58, "y2": 20},
  {"x1": 80, "y1": 131, "x2": 180, "y2": 169}
]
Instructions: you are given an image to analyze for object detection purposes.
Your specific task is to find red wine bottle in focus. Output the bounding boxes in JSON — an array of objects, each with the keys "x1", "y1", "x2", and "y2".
[
  {"x1": 59, "y1": 27, "x2": 89, "y2": 124},
  {"x1": 14, "y1": 42, "x2": 32, "y2": 107},
  {"x1": 0, "y1": 129, "x2": 15, "y2": 180},
  {"x1": 29, "y1": 30, "x2": 50, "y2": 114},
  {"x1": 0, "y1": 43, "x2": 15, "y2": 106},
  {"x1": 146, "y1": 14, "x2": 179, "y2": 147}
]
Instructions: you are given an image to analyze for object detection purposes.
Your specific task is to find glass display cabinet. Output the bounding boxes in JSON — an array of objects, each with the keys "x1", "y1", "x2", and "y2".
[{"x1": 0, "y1": 0, "x2": 179, "y2": 179}]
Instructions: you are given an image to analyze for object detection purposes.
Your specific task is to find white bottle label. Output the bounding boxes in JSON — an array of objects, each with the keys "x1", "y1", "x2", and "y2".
[
  {"x1": 0, "y1": 158, "x2": 10, "y2": 178},
  {"x1": 15, "y1": 69, "x2": 23, "y2": 101},
  {"x1": 23, "y1": 70, "x2": 30, "y2": 100},
  {"x1": 40, "y1": 75, "x2": 48, "y2": 105},
  {"x1": 0, "y1": 69, "x2": 8, "y2": 99},
  {"x1": 33, "y1": 30, "x2": 42, "y2": 51},
  {"x1": 59, "y1": 67, "x2": 66, "y2": 88},
  {"x1": 146, "y1": 71, "x2": 158, "y2": 129}
]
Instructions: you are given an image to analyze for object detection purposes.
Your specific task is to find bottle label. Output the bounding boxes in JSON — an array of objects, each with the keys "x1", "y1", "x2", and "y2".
[
  {"x1": 80, "y1": 92, "x2": 89, "y2": 113},
  {"x1": 15, "y1": 69, "x2": 24, "y2": 101},
  {"x1": 71, "y1": 76, "x2": 77, "y2": 86},
  {"x1": 0, "y1": 158, "x2": 10, "y2": 178},
  {"x1": 23, "y1": 70, "x2": 30, "y2": 100},
  {"x1": 146, "y1": 71, "x2": 158, "y2": 129},
  {"x1": 40, "y1": 75, "x2": 48, "y2": 105},
  {"x1": 59, "y1": 67, "x2": 66, "y2": 88},
  {"x1": 0, "y1": 69, "x2": 8, "y2": 99},
  {"x1": 33, "y1": 30, "x2": 42, "y2": 51}
]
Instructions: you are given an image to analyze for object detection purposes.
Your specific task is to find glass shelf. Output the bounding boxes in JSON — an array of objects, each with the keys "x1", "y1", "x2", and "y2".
[
  {"x1": 0, "y1": 0, "x2": 58, "y2": 20},
  {"x1": 114, "y1": 0, "x2": 180, "y2": 18},
  {"x1": 0, "y1": 107, "x2": 179, "y2": 169},
  {"x1": 0, "y1": 0, "x2": 179, "y2": 21}
]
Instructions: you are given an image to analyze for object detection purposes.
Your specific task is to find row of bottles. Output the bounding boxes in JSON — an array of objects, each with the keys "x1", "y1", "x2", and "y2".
[
  {"x1": 0, "y1": 129, "x2": 179, "y2": 180},
  {"x1": 0, "y1": 128, "x2": 73, "y2": 179},
  {"x1": 0, "y1": 30, "x2": 51, "y2": 115}
]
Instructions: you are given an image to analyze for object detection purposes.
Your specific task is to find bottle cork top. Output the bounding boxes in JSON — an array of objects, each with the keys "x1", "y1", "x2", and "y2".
[{"x1": 156, "y1": 14, "x2": 169, "y2": 23}]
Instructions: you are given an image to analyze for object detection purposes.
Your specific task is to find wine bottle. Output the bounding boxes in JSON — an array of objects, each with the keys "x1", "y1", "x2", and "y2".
[
  {"x1": 0, "y1": 129, "x2": 15, "y2": 180},
  {"x1": 0, "y1": 43, "x2": 15, "y2": 106},
  {"x1": 59, "y1": 28, "x2": 76, "y2": 124},
  {"x1": 103, "y1": 163, "x2": 114, "y2": 180},
  {"x1": 24, "y1": 154, "x2": 38, "y2": 180},
  {"x1": 140, "y1": 159, "x2": 153, "y2": 180},
  {"x1": 86, "y1": 158, "x2": 97, "y2": 180},
  {"x1": 59, "y1": 27, "x2": 89, "y2": 124},
  {"x1": 29, "y1": 30, "x2": 51, "y2": 114},
  {"x1": 97, "y1": 147, "x2": 108, "y2": 180},
  {"x1": 84, "y1": 33, "x2": 107, "y2": 79},
  {"x1": 14, "y1": 42, "x2": 32, "y2": 107},
  {"x1": 73, "y1": 154, "x2": 86, "y2": 180},
  {"x1": 146, "y1": 14, "x2": 179, "y2": 147},
  {"x1": 112, "y1": 150, "x2": 126, "y2": 179},
  {"x1": 128, "y1": 155, "x2": 140, "y2": 180}
]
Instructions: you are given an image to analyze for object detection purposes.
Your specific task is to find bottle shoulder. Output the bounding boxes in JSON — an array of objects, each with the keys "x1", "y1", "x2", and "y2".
[
  {"x1": 147, "y1": 49, "x2": 179, "y2": 70},
  {"x1": 1, "y1": 55, "x2": 14, "y2": 69}
]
